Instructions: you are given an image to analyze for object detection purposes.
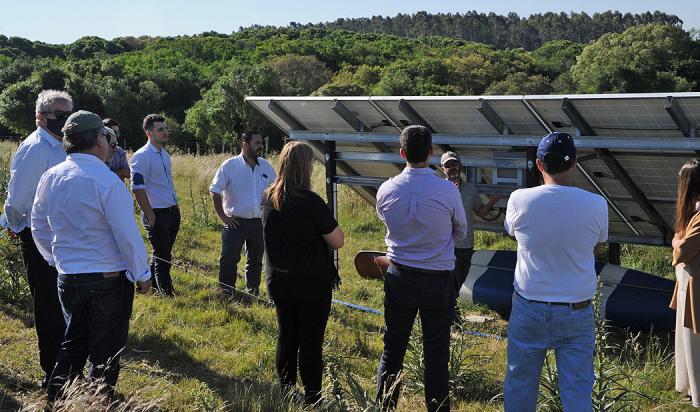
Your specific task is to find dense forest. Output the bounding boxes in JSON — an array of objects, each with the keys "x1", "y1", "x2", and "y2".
[
  {"x1": 0, "y1": 10, "x2": 699, "y2": 151},
  {"x1": 308, "y1": 10, "x2": 684, "y2": 50}
]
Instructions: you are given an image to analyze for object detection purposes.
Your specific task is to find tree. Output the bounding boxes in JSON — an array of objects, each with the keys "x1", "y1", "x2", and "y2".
[
  {"x1": 485, "y1": 72, "x2": 553, "y2": 95},
  {"x1": 571, "y1": 24, "x2": 698, "y2": 93},
  {"x1": 183, "y1": 64, "x2": 282, "y2": 149},
  {"x1": 266, "y1": 54, "x2": 332, "y2": 96}
]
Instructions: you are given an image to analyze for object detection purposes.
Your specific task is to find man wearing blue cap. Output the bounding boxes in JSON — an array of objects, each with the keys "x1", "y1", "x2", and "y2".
[{"x1": 502, "y1": 132, "x2": 608, "y2": 412}]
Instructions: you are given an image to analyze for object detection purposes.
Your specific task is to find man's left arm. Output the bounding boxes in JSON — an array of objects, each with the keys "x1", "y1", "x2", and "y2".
[
  {"x1": 115, "y1": 149, "x2": 130, "y2": 180},
  {"x1": 104, "y1": 182, "x2": 151, "y2": 284},
  {"x1": 452, "y1": 190, "x2": 468, "y2": 240},
  {"x1": 475, "y1": 193, "x2": 500, "y2": 219}
]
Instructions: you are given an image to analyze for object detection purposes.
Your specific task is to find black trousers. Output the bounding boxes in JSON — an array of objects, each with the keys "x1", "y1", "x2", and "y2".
[
  {"x1": 273, "y1": 297, "x2": 332, "y2": 405},
  {"x1": 48, "y1": 272, "x2": 134, "y2": 401},
  {"x1": 453, "y1": 248, "x2": 474, "y2": 325},
  {"x1": 18, "y1": 228, "x2": 66, "y2": 383},
  {"x1": 376, "y1": 266, "x2": 455, "y2": 412},
  {"x1": 143, "y1": 206, "x2": 180, "y2": 295}
]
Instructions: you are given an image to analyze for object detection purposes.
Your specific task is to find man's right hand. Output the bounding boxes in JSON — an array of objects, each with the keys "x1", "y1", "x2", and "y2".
[
  {"x1": 221, "y1": 215, "x2": 239, "y2": 229},
  {"x1": 136, "y1": 279, "x2": 152, "y2": 294},
  {"x1": 145, "y1": 210, "x2": 156, "y2": 227}
]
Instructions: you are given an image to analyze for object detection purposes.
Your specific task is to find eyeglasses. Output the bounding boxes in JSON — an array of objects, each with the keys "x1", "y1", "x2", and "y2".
[{"x1": 42, "y1": 110, "x2": 72, "y2": 119}]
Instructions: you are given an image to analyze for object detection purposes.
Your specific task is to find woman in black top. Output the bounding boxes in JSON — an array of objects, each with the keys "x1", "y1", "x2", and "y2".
[{"x1": 263, "y1": 141, "x2": 344, "y2": 405}]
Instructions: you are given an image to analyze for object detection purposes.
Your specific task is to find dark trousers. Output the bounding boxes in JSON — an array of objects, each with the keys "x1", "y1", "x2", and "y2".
[
  {"x1": 219, "y1": 218, "x2": 264, "y2": 294},
  {"x1": 273, "y1": 297, "x2": 331, "y2": 405},
  {"x1": 144, "y1": 206, "x2": 180, "y2": 295},
  {"x1": 453, "y1": 248, "x2": 474, "y2": 325},
  {"x1": 376, "y1": 266, "x2": 455, "y2": 412},
  {"x1": 18, "y1": 229, "x2": 66, "y2": 384},
  {"x1": 48, "y1": 272, "x2": 134, "y2": 401}
]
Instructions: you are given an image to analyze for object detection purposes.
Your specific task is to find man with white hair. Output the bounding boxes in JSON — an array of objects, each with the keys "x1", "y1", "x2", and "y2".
[{"x1": 1, "y1": 90, "x2": 72, "y2": 388}]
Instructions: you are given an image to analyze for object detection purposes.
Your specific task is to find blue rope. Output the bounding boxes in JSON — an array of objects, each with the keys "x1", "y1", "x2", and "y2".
[{"x1": 331, "y1": 299, "x2": 505, "y2": 340}]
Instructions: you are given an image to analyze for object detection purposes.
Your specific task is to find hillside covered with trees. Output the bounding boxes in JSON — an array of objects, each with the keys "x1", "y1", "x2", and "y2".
[{"x1": 0, "y1": 11, "x2": 699, "y2": 151}]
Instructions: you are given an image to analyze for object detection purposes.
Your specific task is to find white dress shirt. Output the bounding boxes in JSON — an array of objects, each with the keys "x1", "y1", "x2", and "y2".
[
  {"x1": 2, "y1": 128, "x2": 66, "y2": 233},
  {"x1": 209, "y1": 154, "x2": 276, "y2": 219},
  {"x1": 31, "y1": 153, "x2": 151, "y2": 282},
  {"x1": 129, "y1": 142, "x2": 177, "y2": 208}
]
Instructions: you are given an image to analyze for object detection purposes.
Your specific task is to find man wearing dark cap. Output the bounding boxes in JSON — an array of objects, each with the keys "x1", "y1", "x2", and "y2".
[
  {"x1": 502, "y1": 132, "x2": 608, "y2": 412},
  {"x1": 375, "y1": 125, "x2": 467, "y2": 412},
  {"x1": 440, "y1": 151, "x2": 499, "y2": 324},
  {"x1": 31, "y1": 111, "x2": 152, "y2": 402},
  {"x1": 1, "y1": 89, "x2": 71, "y2": 388}
]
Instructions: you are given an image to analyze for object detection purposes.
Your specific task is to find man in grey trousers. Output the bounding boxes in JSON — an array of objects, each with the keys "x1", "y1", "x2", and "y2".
[{"x1": 210, "y1": 130, "x2": 275, "y2": 297}]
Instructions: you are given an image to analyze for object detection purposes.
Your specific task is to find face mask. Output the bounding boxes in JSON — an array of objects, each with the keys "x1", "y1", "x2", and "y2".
[{"x1": 46, "y1": 115, "x2": 69, "y2": 136}]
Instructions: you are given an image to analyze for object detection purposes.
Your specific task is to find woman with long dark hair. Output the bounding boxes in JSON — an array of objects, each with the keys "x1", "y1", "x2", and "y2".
[
  {"x1": 671, "y1": 158, "x2": 700, "y2": 408},
  {"x1": 263, "y1": 141, "x2": 344, "y2": 405}
]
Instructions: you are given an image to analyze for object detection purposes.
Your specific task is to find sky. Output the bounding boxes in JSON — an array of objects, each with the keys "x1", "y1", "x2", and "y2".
[{"x1": 0, "y1": 0, "x2": 698, "y2": 44}]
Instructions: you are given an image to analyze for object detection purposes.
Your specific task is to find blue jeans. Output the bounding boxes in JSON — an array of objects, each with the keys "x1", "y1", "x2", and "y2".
[
  {"x1": 504, "y1": 293, "x2": 595, "y2": 412},
  {"x1": 48, "y1": 272, "x2": 134, "y2": 401}
]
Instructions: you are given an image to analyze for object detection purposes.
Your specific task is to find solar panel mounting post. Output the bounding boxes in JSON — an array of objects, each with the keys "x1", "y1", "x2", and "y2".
[
  {"x1": 325, "y1": 140, "x2": 339, "y2": 270},
  {"x1": 608, "y1": 242, "x2": 621, "y2": 265}
]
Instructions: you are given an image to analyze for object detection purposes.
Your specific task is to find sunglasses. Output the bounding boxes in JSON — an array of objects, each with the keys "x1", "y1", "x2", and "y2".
[{"x1": 43, "y1": 110, "x2": 72, "y2": 119}]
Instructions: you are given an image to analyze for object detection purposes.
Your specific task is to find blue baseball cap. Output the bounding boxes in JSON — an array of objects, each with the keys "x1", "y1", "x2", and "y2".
[{"x1": 537, "y1": 132, "x2": 576, "y2": 164}]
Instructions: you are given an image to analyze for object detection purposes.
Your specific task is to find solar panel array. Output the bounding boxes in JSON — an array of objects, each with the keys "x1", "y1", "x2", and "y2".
[{"x1": 247, "y1": 93, "x2": 700, "y2": 246}]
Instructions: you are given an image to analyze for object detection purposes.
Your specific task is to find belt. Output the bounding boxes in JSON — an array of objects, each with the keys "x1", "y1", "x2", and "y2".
[
  {"x1": 517, "y1": 292, "x2": 591, "y2": 310},
  {"x1": 389, "y1": 260, "x2": 451, "y2": 275},
  {"x1": 154, "y1": 205, "x2": 179, "y2": 212}
]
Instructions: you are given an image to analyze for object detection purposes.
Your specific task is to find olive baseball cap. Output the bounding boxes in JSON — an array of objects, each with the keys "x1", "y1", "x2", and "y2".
[
  {"x1": 440, "y1": 151, "x2": 460, "y2": 166},
  {"x1": 62, "y1": 110, "x2": 103, "y2": 135}
]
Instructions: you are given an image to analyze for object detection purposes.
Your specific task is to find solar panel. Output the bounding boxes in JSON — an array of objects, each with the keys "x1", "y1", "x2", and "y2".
[{"x1": 246, "y1": 92, "x2": 700, "y2": 246}]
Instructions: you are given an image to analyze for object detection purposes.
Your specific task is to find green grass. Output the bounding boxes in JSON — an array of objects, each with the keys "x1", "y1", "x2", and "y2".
[{"x1": 0, "y1": 140, "x2": 692, "y2": 411}]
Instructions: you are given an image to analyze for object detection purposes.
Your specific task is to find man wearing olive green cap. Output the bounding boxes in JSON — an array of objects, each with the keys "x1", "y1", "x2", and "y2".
[{"x1": 31, "y1": 110, "x2": 152, "y2": 403}]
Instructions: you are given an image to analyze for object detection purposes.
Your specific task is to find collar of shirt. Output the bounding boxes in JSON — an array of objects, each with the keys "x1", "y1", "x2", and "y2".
[
  {"x1": 402, "y1": 166, "x2": 434, "y2": 175},
  {"x1": 37, "y1": 127, "x2": 63, "y2": 148},
  {"x1": 236, "y1": 153, "x2": 260, "y2": 167},
  {"x1": 68, "y1": 153, "x2": 110, "y2": 168},
  {"x1": 147, "y1": 142, "x2": 163, "y2": 153}
]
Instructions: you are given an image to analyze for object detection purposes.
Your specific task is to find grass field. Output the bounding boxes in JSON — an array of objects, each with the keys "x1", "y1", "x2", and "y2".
[{"x1": 0, "y1": 139, "x2": 692, "y2": 411}]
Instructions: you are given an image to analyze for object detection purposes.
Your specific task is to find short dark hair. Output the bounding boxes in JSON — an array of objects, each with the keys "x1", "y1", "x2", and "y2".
[
  {"x1": 242, "y1": 130, "x2": 261, "y2": 144},
  {"x1": 541, "y1": 154, "x2": 576, "y2": 175},
  {"x1": 64, "y1": 128, "x2": 102, "y2": 154},
  {"x1": 143, "y1": 114, "x2": 165, "y2": 131},
  {"x1": 103, "y1": 118, "x2": 120, "y2": 128},
  {"x1": 400, "y1": 125, "x2": 432, "y2": 164}
]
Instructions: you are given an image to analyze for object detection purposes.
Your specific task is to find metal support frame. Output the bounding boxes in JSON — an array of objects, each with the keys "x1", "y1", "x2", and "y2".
[
  {"x1": 562, "y1": 99, "x2": 672, "y2": 244},
  {"x1": 665, "y1": 97, "x2": 694, "y2": 137},
  {"x1": 287, "y1": 131, "x2": 700, "y2": 151},
  {"x1": 325, "y1": 140, "x2": 339, "y2": 269},
  {"x1": 397, "y1": 99, "x2": 436, "y2": 133},
  {"x1": 268, "y1": 100, "x2": 306, "y2": 130},
  {"x1": 332, "y1": 100, "x2": 369, "y2": 132},
  {"x1": 478, "y1": 99, "x2": 509, "y2": 135},
  {"x1": 334, "y1": 151, "x2": 526, "y2": 168},
  {"x1": 608, "y1": 242, "x2": 621, "y2": 265}
]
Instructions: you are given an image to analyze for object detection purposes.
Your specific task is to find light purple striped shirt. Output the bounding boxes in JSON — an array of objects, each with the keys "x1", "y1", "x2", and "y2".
[{"x1": 376, "y1": 167, "x2": 468, "y2": 271}]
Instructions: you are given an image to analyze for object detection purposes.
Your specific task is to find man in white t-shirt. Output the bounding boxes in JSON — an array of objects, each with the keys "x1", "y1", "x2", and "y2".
[{"x1": 503, "y1": 132, "x2": 608, "y2": 412}]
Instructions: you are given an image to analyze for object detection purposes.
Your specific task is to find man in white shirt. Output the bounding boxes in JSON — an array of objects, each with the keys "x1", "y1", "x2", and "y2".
[
  {"x1": 130, "y1": 114, "x2": 179, "y2": 296},
  {"x1": 210, "y1": 130, "x2": 275, "y2": 298},
  {"x1": 502, "y1": 132, "x2": 608, "y2": 412},
  {"x1": 1, "y1": 90, "x2": 71, "y2": 388},
  {"x1": 31, "y1": 111, "x2": 151, "y2": 403}
]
